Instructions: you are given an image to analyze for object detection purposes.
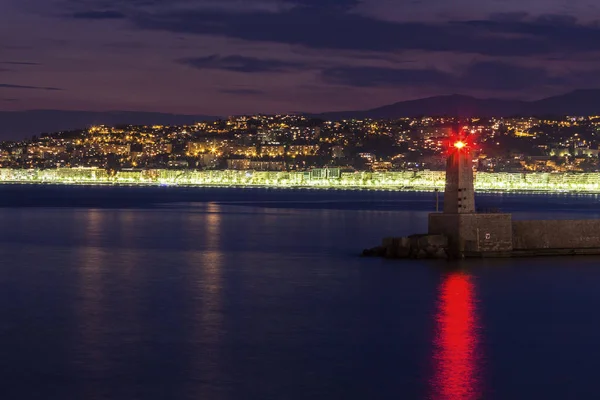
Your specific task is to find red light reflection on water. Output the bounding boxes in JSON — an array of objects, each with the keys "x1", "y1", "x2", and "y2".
[{"x1": 430, "y1": 272, "x2": 481, "y2": 400}]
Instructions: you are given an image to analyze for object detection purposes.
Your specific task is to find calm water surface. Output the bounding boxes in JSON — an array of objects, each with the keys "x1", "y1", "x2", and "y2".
[{"x1": 2, "y1": 186, "x2": 600, "y2": 399}]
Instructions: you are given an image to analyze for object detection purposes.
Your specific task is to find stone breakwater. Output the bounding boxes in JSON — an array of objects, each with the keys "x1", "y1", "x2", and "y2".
[
  {"x1": 363, "y1": 219, "x2": 600, "y2": 260},
  {"x1": 363, "y1": 234, "x2": 449, "y2": 259}
]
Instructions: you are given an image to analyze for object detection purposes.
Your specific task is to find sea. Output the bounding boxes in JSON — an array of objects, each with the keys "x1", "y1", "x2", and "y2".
[{"x1": 2, "y1": 184, "x2": 600, "y2": 400}]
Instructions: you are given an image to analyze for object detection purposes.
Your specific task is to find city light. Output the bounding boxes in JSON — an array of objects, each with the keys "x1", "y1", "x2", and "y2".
[
  {"x1": 3, "y1": 114, "x2": 600, "y2": 183},
  {"x1": 0, "y1": 167, "x2": 600, "y2": 192}
]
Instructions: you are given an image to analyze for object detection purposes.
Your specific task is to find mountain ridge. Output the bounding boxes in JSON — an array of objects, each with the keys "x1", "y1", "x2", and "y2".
[
  {"x1": 316, "y1": 89, "x2": 600, "y2": 119},
  {"x1": 2, "y1": 89, "x2": 600, "y2": 140}
]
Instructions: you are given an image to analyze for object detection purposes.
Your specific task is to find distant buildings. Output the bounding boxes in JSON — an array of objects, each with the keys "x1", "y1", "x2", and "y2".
[{"x1": 2, "y1": 114, "x2": 600, "y2": 173}]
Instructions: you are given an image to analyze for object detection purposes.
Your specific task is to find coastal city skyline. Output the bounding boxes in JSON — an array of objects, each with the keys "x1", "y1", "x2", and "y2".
[
  {"x1": 3, "y1": 0, "x2": 600, "y2": 116},
  {"x1": 3, "y1": 113, "x2": 600, "y2": 192},
  {"x1": 4, "y1": 114, "x2": 600, "y2": 171}
]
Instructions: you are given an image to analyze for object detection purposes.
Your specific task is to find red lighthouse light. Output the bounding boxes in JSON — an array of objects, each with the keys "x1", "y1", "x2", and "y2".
[
  {"x1": 454, "y1": 141, "x2": 466, "y2": 150},
  {"x1": 444, "y1": 131, "x2": 476, "y2": 156}
]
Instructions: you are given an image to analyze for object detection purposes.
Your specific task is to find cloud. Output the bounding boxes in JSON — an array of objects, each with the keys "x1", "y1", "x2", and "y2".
[
  {"x1": 0, "y1": 62, "x2": 39, "y2": 72},
  {"x1": 56, "y1": 0, "x2": 357, "y2": 18},
  {"x1": 71, "y1": 10, "x2": 126, "y2": 19},
  {"x1": 1, "y1": 61, "x2": 41, "y2": 65},
  {"x1": 322, "y1": 66, "x2": 451, "y2": 87},
  {"x1": 9, "y1": 0, "x2": 600, "y2": 113},
  {"x1": 178, "y1": 54, "x2": 307, "y2": 73},
  {"x1": 288, "y1": 0, "x2": 359, "y2": 9},
  {"x1": 459, "y1": 61, "x2": 560, "y2": 90},
  {"x1": 2, "y1": 98, "x2": 19, "y2": 102},
  {"x1": 488, "y1": 12, "x2": 530, "y2": 22},
  {"x1": 320, "y1": 61, "x2": 564, "y2": 91},
  {"x1": 102, "y1": 41, "x2": 146, "y2": 49},
  {"x1": 560, "y1": 68, "x2": 600, "y2": 87},
  {"x1": 64, "y1": 0, "x2": 360, "y2": 10},
  {"x1": 52, "y1": 2, "x2": 600, "y2": 57},
  {"x1": 0, "y1": 46, "x2": 34, "y2": 50},
  {"x1": 220, "y1": 88, "x2": 264, "y2": 95},
  {"x1": 534, "y1": 14, "x2": 579, "y2": 26},
  {"x1": 0, "y1": 83, "x2": 62, "y2": 91},
  {"x1": 130, "y1": 8, "x2": 600, "y2": 56}
]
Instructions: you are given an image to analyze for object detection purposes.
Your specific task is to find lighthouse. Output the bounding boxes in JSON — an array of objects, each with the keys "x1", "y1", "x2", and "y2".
[{"x1": 428, "y1": 132, "x2": 513, "y2": 258}]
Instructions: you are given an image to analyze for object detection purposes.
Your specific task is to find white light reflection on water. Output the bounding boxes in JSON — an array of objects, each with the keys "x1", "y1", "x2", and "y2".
[{"x1": 187, "y1": 202, "x2": 226, "y2": 399}]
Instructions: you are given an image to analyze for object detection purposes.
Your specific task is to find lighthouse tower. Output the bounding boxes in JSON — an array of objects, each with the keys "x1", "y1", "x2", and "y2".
[{"x1": 443, "y1": 139, "x2": 475, "y2": 214}]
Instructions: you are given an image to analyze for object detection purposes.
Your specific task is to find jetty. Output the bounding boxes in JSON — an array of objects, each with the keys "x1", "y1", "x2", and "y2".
[{"x1": 364, "y1": 135, "x2": 600, "y2": 259}]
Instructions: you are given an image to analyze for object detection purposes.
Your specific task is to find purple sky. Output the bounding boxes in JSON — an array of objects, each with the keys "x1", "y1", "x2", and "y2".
[{"x1": 2, "y1": 0, "x2": 600, "y2": 115}]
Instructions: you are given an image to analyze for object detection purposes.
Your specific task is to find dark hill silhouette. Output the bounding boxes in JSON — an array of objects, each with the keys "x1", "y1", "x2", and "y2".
[
  {"x1": 0, "y1": 110, "x2": 218, "y2": 140},
  {"x1": 2, "y1": 89, "x2": 600, "y2": 140},
  {"x1": 527, "y1": 89, "x2": 600, "y2": 116},
  {"x1": 317, "y1": 89, "x2": 600, "y2": 119}
]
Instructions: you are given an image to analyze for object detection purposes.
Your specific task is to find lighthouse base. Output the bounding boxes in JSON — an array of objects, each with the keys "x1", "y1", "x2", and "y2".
[{"x1": 428, "y1": 213, "x2": 514, "y2": 258}]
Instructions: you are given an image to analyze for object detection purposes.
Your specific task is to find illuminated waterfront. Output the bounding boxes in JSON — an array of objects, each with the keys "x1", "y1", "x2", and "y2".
[{"x1": 4, "y1": 167, "x2": 600, "y2": 193}]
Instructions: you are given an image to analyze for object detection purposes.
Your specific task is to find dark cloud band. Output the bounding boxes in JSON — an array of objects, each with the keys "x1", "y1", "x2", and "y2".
[
  {"x1": 72, "y1": 10, "x2": 126, "y2": 19},
  {"x1": 131, "y1": 8, "x2": 600, "y2": 56},
  {"x1": 321, "y1": 61, "x2": 566, "y2": 91},
  {"x1": 178, "y1": 54, "x2": 307, "y2": 73},
  {"x1": 0, "y1": 83, "x2": 62, "y2": 91}
]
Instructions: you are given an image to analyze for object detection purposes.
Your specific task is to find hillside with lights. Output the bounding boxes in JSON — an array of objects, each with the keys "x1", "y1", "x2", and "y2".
[{"x1": 2, "y1": 114, "x2": 600, "y2": 192}]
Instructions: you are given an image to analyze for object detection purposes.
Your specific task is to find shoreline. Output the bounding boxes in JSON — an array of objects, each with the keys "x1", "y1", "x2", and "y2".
[
  {"x1": 0, "y1": 180, "x2": 599, "y2": 195},
  {"x1": 3, "y1": 168, "x2": 600, "y2": 194}
]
